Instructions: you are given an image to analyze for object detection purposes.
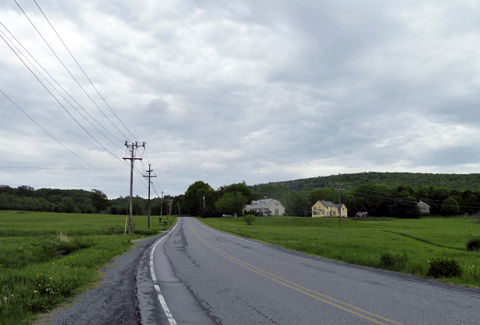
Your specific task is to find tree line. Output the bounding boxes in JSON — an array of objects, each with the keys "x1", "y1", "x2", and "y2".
[
  {"x1": 252, "y1": 183, "x2": 480, "y2": 218},
  {"x1": 272, "y1": 172, "x2": 480, "y2": 193},
  {"x1": 3, "y1": 173, "x2": 480, "y2": 218},
  {"x1": 0, "y1": 186, "x2": 109, "y2": 213}
]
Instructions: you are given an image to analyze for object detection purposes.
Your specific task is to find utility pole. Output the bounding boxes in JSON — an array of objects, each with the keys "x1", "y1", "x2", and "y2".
[
  {"x1": 123, "y1": 141, "x2": 145, "y2": 234},
  {"x1": 337, "y1": 184, "x2": 344, "y2": 228},
  {"x1": 168, "y1": 200, "x2": 172, "y2": 220},
  {"x1": 160, "y1": 191, "x2": 164, "y2": 216},
  {"x1": 143, "y1": 164, "x2": 156, "y2": 228}
]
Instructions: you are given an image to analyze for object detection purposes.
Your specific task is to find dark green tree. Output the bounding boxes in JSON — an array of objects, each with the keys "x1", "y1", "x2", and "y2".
[
  {"x1": 215, "y1": 192, "x2": 248, "y2": 216},
  {"x1": 441, "y1": 197, "x2": 460, "y2": 216},
  {"x1": 91, "y1": 189, "x2": 109, "y2": 213},
  {"x1": 389, "y1": 196, "x2": 420, "y2": 218},
  {"x1": 60, "y1": 197, "x2": 77, "y2": 213},
  {"x1": 184, "y1": 181, "x2": 215, "y2": 216},
  {"x1": 431, "y1": 187, "x2": 451, "y2": 214},
  {"x1": 352, "y1": 184, "x2": 391, "y2": 216},
  {"x1": 287, "y1": 191, "x2": 311, "y2": 217}
]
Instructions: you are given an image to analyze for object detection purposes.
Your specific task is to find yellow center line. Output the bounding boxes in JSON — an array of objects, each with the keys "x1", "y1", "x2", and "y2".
[{"x1": 188, "y1": 219, "x2": 404, "y2": 325}]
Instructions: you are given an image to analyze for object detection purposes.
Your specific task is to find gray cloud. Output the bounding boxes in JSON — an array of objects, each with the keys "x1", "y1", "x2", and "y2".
[{"x1": 1, "y1": 0, "x2": 480, "y2": 198}]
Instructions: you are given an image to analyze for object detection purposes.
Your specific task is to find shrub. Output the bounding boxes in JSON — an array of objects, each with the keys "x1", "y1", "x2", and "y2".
[
  {"x1": 427, "y1": 258, "x2": 463, "y2": 278},
  {"x1": 379, "y1": 253, "x2": 408, "y2": 270},
  {"x1": 466, "y1": 238, "x2": 480, "y2": 251},
  {"x1": 243, "y1": 214, "x2": 256, "y2": 225}
]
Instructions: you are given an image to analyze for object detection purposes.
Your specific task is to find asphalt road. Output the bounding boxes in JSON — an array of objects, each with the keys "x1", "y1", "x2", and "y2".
[
  {"x1": 148, "y1": 217, "x2": 480, "y2": 325},
  {"x1": 37, "y1": 235, "x2": 161, "y2": 325}
]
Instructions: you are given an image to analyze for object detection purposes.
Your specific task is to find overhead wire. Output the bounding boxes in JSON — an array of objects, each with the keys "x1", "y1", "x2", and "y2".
[
  {"x1": 0, "y1": 26, "x2": 123, "y2": 150},
  {"x1": 0, "y1": 89, "x2": 123, "y2": 180},
  {"x1": 2, "y1": 2, "x2": 154, "y2": 199},
  {"x1": 33, "y1": 0, "x2": 138, "y2": 142},
  {"x1": 0, "y1": 35, "x2": 126, "y2": 165},
  {"x1": 13, "y1": 0, "x2": 131, "y2": 142}
]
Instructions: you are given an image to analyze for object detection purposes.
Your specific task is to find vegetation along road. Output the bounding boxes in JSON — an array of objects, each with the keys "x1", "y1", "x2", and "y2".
[{"x1": 149, "y1": 217, "x2": 480, "y2": 324}]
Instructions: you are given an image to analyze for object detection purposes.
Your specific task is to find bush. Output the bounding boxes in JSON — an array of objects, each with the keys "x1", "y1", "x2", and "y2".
[
  {"x1": 243, "y1": 214, "x2": 256, "y2": 225},
  {"x1": 467, "y1": 238, "x2": 480, "y2": 251},
  {"x1": 427, "y1": 258, "x2": 463, "y2": 278},
  {"x1": 379, "y1": 253, "x2": 408, "y2": 270}
]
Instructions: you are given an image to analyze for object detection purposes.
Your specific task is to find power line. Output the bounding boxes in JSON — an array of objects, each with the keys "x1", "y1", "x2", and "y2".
[
  {"x1": 33, "y1": 0, "x2": 138, "y2": 142},
  {"x1": 0, "y1": 25, "x2": 123, "y2": 150},
  {"x1": 0, "y1": 35, "x2": 124, "y2": 164},
  {"x1": 0, "y1": 89, "x2": 122, "y2": 180},
  {"x1": 13, "y1": 0, "x2": 132, "y2": 142}
]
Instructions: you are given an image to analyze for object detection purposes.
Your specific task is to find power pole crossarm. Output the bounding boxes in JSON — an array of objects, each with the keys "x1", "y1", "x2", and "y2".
[{"x1": 123, "y1": 141, "x2": 145, "y2": 234}]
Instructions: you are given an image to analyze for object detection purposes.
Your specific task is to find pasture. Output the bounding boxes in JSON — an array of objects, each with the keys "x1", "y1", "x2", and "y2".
[
  {"x1": 200, "y1": 216, "x2": 480, "y2": 287},
  {"x1": 0, "y1": 211, "x2": 176, "y2": 325}
]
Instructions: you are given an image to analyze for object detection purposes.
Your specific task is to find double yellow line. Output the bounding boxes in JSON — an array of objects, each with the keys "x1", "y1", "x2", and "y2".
[{"x1": 188, "y1": 219, "x2": 404, "y2": 325}]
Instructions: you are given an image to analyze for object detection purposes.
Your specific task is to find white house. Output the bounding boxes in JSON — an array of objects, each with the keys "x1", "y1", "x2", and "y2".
[
  {"x1": 417, "y1": 200, "x2": 430, "y2": 214},
  {"x1": 244, "y1": 197, "x2": 285, "y2": 216}
]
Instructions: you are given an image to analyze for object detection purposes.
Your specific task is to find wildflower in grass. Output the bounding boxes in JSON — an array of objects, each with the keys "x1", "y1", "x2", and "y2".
[
  {"x1": 39, "y1": 284, "x2": 41, "y2": 286},
  {"x1": 33, "y1": 290, "x2": 37, "y2": 293},
  {"x1": 37, "y1": 274, "x2": 40, "y2": 277}
]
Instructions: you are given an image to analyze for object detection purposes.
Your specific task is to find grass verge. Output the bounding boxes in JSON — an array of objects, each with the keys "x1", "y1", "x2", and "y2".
[
  {"x1": 199, "y1": 216, "x2": 480, "y2": 287},
  {"x1": 0, "y1": 211, "x2": 177, "y2": 325}
]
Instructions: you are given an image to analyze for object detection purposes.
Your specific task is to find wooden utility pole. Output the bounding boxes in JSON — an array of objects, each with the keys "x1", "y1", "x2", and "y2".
[
  {"x1": 160, "y1": 191, "x2": 164, "y2": 216},
  {"x1": 143, "y1": 164, "x2": 156, "y2": 228},
  {"x1": 338, "y1": 184, "x2": 344, "y2": 228},
  {"x1": 123, "y1": 141, "x2": 145, "y2": 234}
]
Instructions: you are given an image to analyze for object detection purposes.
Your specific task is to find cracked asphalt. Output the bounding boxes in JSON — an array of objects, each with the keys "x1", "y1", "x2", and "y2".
[
  {"x1": 37, "y1": 235, "x2": 163, "y2": 325},
  {"x1": 36, "y1": 217, "x2": 480, "y2": 324}
]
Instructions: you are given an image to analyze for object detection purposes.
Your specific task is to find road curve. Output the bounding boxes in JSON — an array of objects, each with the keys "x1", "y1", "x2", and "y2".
[{"x1": 148, "y1": 217, "x2": 480, "y2": 325}]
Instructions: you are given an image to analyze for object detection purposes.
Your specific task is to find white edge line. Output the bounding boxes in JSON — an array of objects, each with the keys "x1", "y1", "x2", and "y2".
[{"x1": 150, "y1": 220, "x2": 179, "y2": 325}]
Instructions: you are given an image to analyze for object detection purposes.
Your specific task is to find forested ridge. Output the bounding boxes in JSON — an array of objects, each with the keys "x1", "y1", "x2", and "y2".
[
  {"x1": 4, "y1": 171, "x2": 480, "y2": 218},
  {"x1": 270, "y1": 172, "x2": 480, "y2": 192}
]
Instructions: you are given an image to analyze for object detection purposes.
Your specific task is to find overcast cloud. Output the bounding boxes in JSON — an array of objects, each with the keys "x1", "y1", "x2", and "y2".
[{"x1": 1, "y1": 0, "x2": 480, "y2": 198}]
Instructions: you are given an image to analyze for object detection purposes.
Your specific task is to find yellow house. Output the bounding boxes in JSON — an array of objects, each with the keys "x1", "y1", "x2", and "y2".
[{"x1": 312, "y1": 200, "x2": 348, "y2": 218}]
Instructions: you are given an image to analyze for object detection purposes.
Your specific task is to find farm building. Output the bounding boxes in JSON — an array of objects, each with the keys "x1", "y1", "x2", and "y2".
[{"x1": 356, "y1": 212, "x2": 369, "y2": 218}]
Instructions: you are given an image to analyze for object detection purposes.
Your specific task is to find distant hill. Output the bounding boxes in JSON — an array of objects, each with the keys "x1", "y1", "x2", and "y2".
[{"x1": 267, "y1": 172, "x2": 480, "y2": 192}]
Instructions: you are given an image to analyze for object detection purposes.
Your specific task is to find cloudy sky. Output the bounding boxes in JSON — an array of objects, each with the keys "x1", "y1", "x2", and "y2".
[{"x1": 1, "y1": 0, "x2": 480, "y2": 199}]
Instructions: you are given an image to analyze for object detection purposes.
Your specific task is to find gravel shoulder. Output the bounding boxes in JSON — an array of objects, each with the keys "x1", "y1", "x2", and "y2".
[{"x1": 33, "y1": 234, "x2": 163, "y2": 325}]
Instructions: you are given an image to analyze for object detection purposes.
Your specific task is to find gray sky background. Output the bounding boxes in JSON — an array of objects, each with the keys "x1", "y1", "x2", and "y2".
[{"x1": 1, "y1": 0, "x2": 480, "y2": 198}]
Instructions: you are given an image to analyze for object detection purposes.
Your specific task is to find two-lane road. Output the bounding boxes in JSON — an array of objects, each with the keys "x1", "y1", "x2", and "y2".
[{"x1": 148, "y1": 217, "x2": 480, "y2": 324}]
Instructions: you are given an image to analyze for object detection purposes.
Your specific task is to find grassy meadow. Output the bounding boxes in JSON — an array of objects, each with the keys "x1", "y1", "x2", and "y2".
[
  {"x1": 200, "y1": 216, "x2": 480, "y2": 287},
  {"x1": 0, "y1": 210, "x2": 177, "y2": 325}
]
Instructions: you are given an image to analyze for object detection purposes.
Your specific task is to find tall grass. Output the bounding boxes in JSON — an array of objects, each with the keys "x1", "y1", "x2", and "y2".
[
  {"x1": 0, "y1": 211, "x2": 177, "y2": 325},
  {"x1": 200, "y1": 216, "x2": 480, "y2": 287}
]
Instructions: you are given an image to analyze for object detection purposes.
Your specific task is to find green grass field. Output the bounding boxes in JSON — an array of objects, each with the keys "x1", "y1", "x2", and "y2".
[
  {"x1": 200, "y1": 216, "x2": 480, "y2": 287},
  {"x1": 0, "y1": 211, "x2": 177, "y2": 325}
]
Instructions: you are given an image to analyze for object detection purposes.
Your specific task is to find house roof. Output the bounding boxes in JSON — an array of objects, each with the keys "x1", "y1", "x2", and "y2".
[
  {"x1": 315, "y1": 200, "x2": 345, "y2": 209},
  {"x1": 248, "y1": 198, "x2": 284, "y2": 210},
  {"x1": 418, "y1": 200, "x2": 430, "y2": 207}
]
